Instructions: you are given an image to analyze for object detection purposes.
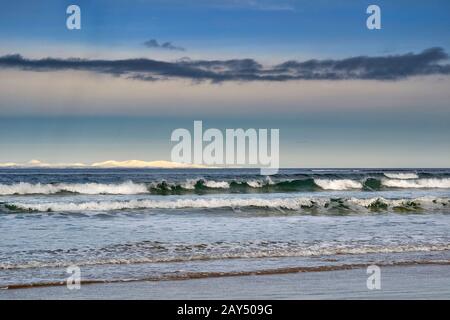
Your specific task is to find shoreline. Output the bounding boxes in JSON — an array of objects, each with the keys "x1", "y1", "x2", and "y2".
[
  {"x1": 1, "y1": 263, "x2": 449, "y2": 299},
  {"x1": 3, "y1": 259, "x2": 450, "y2": 291}
]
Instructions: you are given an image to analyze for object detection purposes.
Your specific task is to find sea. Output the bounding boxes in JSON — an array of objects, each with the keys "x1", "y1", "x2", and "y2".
[{"x1": 0, "y1": 168, "x2": 449, "y2": 289}]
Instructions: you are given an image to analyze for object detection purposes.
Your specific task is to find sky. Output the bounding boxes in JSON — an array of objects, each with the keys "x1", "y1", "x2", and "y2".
[{"x1": 0, "y1": 0, "x2": 449, "y2": 167}]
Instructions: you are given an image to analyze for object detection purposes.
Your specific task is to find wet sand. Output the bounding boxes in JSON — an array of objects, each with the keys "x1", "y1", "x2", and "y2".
[{"x1": 1, "y1": 264, "x2": 449, "y2": 300}]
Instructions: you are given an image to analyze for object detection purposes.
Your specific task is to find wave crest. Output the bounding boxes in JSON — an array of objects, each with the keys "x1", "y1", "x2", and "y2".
[
  {"x1": 0, "y1": 181, "x2": 148, "y2": 195},
  {"x1": 1, "y1": 177, "x2": 450, "y2": 196},
  {"x1": 314, "y1": 179, "x2": 363, "y2": 190},
  {"x1": 382, "y1": 178, "x2": 450, "y2": 189},
  {"x1": 4, "y1": 196, "x2": 449, "y2": 213},
  {"x1": 383, "y1": 173, "x2": 419, "y2": 179}
]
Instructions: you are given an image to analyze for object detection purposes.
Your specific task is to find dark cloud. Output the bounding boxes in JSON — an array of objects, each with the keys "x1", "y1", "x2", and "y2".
[
  {"x1": 0, "y1": 48, "x2": 449, "y2": 83},
  {"x1": 143, "y1": 39, "x2": 185, "y2": 51},
  {"x1": 273, "y1": 47, "x2": 450, "y2": 80}
]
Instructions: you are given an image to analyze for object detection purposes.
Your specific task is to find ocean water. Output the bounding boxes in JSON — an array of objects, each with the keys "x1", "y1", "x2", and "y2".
[{"x1": 0, "y1": 168, "x2": 449, "y2": 289}]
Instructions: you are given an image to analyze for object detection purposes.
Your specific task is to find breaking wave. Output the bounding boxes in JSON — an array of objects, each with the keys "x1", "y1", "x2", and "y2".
[
  {"x1": 0, "y1": 177, "x2": 450, "y2": 196},
  {"x1": 381, "y1": 178, "x2": 450, "y2": 189},
  {"x1": 314, "y1": 179, "x2": 363, "y2": 190},
  {"x1": 0, "y1": 181, "x2": 148, "y2": 195},
  {"x1": 3, "y1": 196, "x2": 449, "y2": 213},
  {"x1": 383, "y1": 173, "x2": 419, "y2": 179}
]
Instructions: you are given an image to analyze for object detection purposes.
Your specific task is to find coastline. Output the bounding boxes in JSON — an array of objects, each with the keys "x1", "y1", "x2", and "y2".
[{"x1": 2, "y1": 264, "x2": 449, "y2": 300}]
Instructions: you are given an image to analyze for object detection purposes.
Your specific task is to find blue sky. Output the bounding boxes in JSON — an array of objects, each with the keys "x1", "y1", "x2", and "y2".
[
  {"x1": 0, "y1": 0, "x2": 449, "y2": 167},
  {"x1": 1, "y1": 0, "x2": 449, "y2": 58}
]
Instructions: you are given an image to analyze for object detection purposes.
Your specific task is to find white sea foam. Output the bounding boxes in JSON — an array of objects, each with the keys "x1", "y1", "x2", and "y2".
[
  {"x1": 246, "y1": 177, "x2": 275, "y2": 188},
  {"x1": 7, "y1": 196, "x2": 449, "y2": 212},
  {"x1": 0, "y1": 181, "x2": 148, "y2": 195},
  {"x1": 314, "y1": 179, "x2": 363, "y2": 190},
  {"x1": 2, "y1": 243, "x2": 450, "y2": 270},
  {"x1": 179, "y1": 179, "x2": 198, "y2": 190},
  {"x1": 247, "y1": 180, "x2": 265, "y2": 188},
  {"x1": 347, "y1": 196, "x2": 449, "y2": 208},
  {"x1": 8, "y1": 198, "x2": 313, "y2": 212},
  {"x1": 203, "y1": 180, "x2": 230, "y2": 188},
  {"x1": 383, "y1": 173, "x2": 419, "y2": 179},
  {"x1": 382, "y1": 178, "x2": 450, "y2": 189}
]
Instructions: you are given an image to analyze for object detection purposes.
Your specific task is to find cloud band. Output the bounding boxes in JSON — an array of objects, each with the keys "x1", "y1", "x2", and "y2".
[{"x1": 0, "y1": 47, "x2": 448, "y2": 82}]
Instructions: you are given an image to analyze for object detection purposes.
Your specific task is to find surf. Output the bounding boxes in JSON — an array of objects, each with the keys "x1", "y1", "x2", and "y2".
[{"x1": 3, "y1": 195, "x2": 449, "y2": 213}]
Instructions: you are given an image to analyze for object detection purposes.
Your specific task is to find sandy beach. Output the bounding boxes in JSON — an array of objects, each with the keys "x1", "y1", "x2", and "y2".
[{"x1": 1, "y1": 264, "x2": 449, "y2": 300}]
